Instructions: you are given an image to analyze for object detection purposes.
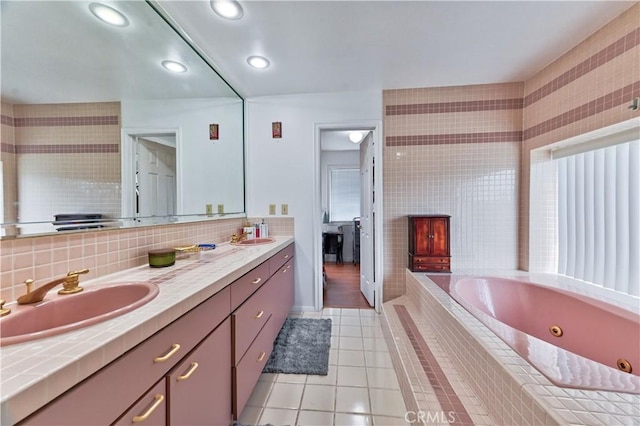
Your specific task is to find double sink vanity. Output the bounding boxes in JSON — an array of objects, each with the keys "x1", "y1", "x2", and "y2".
[{"x1": 0, "y1": 236, "x2": 294, "y2": 425}]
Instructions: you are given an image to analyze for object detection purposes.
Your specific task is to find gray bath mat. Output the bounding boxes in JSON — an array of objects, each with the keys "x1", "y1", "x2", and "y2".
[{"x1": 263, "y1": 318, "x2": 332, "y2": 375}]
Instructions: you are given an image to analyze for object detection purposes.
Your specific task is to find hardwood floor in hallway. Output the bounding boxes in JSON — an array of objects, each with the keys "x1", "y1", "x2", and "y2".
[{"x1": 323, "y1": 262, "x2": 372, "y2": 309}]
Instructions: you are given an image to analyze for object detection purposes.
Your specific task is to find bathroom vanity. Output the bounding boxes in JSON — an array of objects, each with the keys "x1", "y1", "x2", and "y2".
[{"x1": 0, "y1": 237, "x2": 294, "y2": 426}]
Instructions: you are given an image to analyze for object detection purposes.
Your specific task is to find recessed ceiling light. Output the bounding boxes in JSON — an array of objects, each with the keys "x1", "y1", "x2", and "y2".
[
  {"x1": 247, "y1": 56, "x2": 270, "y2": 69},
  {"x1": 161, "y1": 60, "x2": 188, "y2": 73},
  {"x1": 89, "y1": 3, "x2": 129, "y2": 27},
  {"x1": 211, "y1": 0, "x2": 244, "y2": 20},
  {"x1": 349, "y1": 132, "x2": 365, "y2": 144}
]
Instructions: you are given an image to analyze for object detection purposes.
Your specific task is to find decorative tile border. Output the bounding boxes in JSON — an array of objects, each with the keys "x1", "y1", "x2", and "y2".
[
  {"x1": 12, "y1": 116, "x2": 119, "y2": 127},
  {"x1": 394, "y1": 305, "x2": 475, "y2": 426},
  {"x1": 523, "y1": 80, "x2": 640, "y2": 140},
  {"x1": 15, "y1": 144, "x2": 120, "y2": 154},
  {"x1": 386, "y1": 131, "x2": 522, "y2": 146},
  {"x1": 1, "y1": 142, "x2": 16, "y2": 154},
  {"x1": 524, "y1": 27, "x2": 640, "y2": 107},
  {"x1": 386, "y1": 98, "x2": 523, "y2": 116},
  {"x1": 1, "y1": 114, "x2": 15, "y2": 126}
]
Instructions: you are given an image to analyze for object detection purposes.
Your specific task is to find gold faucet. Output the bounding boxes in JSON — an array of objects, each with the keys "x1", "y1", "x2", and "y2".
[
  {"x1": 0, "y1": 300, "x2": 11, "y2": 317},
  {"x1": 17, "y1": 269, "x2": 90, "y2": 305},
  {"x1": 231, "y1": 231, "x2": 250, "y2": 243}
]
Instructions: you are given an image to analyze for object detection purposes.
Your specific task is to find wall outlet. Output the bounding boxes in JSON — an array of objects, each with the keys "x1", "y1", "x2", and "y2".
[
  {"x1": 281, "y1": 204, "x2": 288, "y2": 215},
  {"x1": 217, "y1": 204, "x2": 224, "y2": 214},
  {"x1": 206, "y1": 204, "x2": 213, "y2": 215},
  {"x1": 269, "y1": 204, "x2": 276, "y2": 215}
]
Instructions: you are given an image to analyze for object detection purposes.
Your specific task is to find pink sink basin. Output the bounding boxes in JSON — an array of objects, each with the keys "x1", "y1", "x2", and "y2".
[
  {"x1": 231, "y1": 238, "x2": 275, "y2": 246},
  {"x1": 0, "y1": 282, "x2": 159, "y2": 346}
]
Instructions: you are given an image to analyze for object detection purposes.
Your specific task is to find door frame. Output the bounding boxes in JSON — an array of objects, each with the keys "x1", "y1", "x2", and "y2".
[
  {"x1": 121, "y1": 128, "x2": 182, "y2": 218},
  {"x1": 313, "y1": 120, "x2": 384, "y2": 312}
]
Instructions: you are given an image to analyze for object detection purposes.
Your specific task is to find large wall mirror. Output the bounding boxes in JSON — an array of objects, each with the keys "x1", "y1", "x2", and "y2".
[{"x1": 0, "y1": 1, "x2": 245, "y2": 238}]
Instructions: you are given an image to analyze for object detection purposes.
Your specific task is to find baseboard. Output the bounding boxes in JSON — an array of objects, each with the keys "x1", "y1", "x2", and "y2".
[{"x1": 291, "y1": 304, "x2": 317, "y2": 312}]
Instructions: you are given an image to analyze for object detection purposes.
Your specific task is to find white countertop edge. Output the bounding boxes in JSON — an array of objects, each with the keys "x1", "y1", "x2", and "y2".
[{"x1": 0, "y1": 236, "x2": 294, "y2": 424}]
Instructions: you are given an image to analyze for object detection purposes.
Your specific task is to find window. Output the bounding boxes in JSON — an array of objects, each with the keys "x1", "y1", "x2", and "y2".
[
  {"x1": 329, "y1": 168, "x2": 360, "y2": 222},
  {"x1": 556, "y1": 139, "x2": 639, "y2": 296}
]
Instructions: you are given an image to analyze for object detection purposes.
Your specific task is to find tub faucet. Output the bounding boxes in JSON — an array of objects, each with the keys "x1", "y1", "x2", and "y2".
[{"x1": 17, "y1": 268, "x2": 89, "y2": 305}]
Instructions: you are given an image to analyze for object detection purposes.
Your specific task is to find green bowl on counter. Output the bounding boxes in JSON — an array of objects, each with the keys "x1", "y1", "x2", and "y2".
[{"x1": 148, "y1": 249, "x2": 176, "y2": 268}]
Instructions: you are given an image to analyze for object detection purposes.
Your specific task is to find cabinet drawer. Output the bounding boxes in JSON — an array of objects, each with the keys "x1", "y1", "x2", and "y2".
[
  {"x1": 412, "y1": 263, "x2": 451, "y2": 272},
  {"x1": 21, "y1": 287, "x2": 231, "y2": 426},
  {"x1": 233, "y1": 319, "x2": 275, "y2": 419},
  {"x1": 113, "y1": 380, "x2": 166, "y2": 426},
  {"x1": 413, "y1": 256, "x2": 449, "y2": 264},
  {"x1": 231, "y1": 260, "x2": 270, "y2": 311},
  {"x1": 232, "y1": 278, "x2": 277, "y2": 364},
  {"x1": 268, "y1": 244, "x2": 294, "y2": 276}
]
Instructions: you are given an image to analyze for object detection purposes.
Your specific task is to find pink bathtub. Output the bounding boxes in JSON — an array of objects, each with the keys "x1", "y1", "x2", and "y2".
[{"x1": 450, "y1": 276, "x2": 640, "y2": 394}]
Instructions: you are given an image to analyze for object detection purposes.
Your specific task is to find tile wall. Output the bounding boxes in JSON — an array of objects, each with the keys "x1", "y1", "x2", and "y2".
[
  {"x1": 0, "y1": 217, "x2": 294, "y2": 304},
  {"x1": 520, "y1": 3, "x2": 640, "y2": 270},
  {"x1": 383, "y1": 4, "x2": 640, "y2": 299},
  {"x1": 382, "y1": 83, "x2": 523, "y2": 300}
]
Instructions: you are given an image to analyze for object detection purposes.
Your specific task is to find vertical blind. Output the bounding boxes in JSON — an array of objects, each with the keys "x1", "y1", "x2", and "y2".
[
  {"x1": 329, "y1": 168, "x2": 360, "y2": 222},
  {"x1": 556, "y1": 140, "x2": 639, "y2": 296}
]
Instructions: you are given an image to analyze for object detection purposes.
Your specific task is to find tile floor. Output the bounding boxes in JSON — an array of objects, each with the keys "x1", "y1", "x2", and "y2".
[{"x1": 237, "y1": 308, "x2": 410, "y2": 426}]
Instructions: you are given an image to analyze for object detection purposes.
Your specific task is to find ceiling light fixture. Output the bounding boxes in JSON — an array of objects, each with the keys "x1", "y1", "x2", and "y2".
[
  {"x1": 211, "y1": 0, "x2": 244, "y2": 20},
  {"x1": 348, "y1": 132, "x2": 365, "y2": 144},
  {"x1": 88, "y1": 3, "x2": 129, "y2": 27},
  {"x1": 161, "y1": 60, "x2": 188, "y2": 73},
  {"x1": 247, "y1": 56, "x2": 270, "y2": 69}
]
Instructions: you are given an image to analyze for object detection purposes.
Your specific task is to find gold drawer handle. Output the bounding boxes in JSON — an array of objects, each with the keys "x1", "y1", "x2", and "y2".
[
  {"x1": 177, "y1": 362, "x2": 199, "y2": 381},
  {"x1": 257, "y1": 352, "x2": 266, "y2": 362},
  {"x1": 255, "y1": 310, "x2": 264, "y2": 319},
  {"x1": 154, "y1": 344, "x2": 181, "y2": 363},
  {"x1": 251, "y1": 278, "x2": 262, "y2": 285},
  {"x1": 282, "y1": 267, "x2": 288, "y2": 273},
  {"x1": 132, "y1": 394, "x2": 164, "y2": 423},
  {"x1": 283, "y1": 254, "x2": 290, "y2": 259}
]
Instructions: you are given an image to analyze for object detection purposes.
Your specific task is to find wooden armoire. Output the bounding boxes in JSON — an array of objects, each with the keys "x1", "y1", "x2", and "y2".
[{"x1": 408, "y1": 215, "x2": 451, "y2": 272}]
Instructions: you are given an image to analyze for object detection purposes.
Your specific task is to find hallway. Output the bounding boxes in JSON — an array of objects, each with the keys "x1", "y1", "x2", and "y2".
[{"x1": 323, "y1": 263, "x2": 372, "y2": 309}]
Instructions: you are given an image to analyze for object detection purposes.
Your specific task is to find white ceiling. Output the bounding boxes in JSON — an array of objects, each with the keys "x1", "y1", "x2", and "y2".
[
  {"x1": 2, "y1": 2, "x2": 633, "y2": 104},
  {"x1": 156, "y1": 1, "x2": 634, "y2": 98}
]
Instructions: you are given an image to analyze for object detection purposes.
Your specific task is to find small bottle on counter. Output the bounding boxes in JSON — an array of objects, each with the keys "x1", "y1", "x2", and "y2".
[
  {"x1": 255, "y1": 223, "x2": 261, "y2": 238},
  {"x1": 260, "y1": 219, "x2": 268, "y2": 238},
  {"x1": 243, "y1": 224, "x2": 254, "y2": 239}
]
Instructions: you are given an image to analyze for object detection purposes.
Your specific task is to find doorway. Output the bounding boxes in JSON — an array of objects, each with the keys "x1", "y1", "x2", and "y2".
[
  {"x1": 314, "y1": 122, "x2": 383, "y2": 312},
  {"x1": 121, "y1": 129, "x2": 180, "y2": 220}
]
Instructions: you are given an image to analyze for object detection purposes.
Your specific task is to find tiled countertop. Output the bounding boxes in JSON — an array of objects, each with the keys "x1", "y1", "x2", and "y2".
[{"x1": 0, "y1": 236, "x2": 293, "y2": 424}]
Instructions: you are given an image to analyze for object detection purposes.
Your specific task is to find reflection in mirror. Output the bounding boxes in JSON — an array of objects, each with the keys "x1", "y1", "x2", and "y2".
[{"x1": 0, "y1": 1, "x2": 245, "y2": 238}]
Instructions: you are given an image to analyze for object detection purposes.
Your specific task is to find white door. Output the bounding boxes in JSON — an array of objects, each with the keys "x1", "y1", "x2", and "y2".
[
  {"x1": 137, "y1": 138, "x2": 177, "y2": 217},
  {"x1": 359, "y1": 132, "x2": 375, "y2": 306}
]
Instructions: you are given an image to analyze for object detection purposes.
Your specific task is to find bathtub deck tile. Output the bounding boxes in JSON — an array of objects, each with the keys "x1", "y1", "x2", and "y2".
[{"x1": 383, "y1": 297, "x2": 497, "y2": 426}]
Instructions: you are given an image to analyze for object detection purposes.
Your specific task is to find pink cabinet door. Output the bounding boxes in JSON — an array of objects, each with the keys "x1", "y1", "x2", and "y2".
[
  {"x1": 232, "y1": 318, "x2": 275, "y2": 419},
  {"x1": 168, "y1": 318, "x2": 232, "y2": 426},
  {"x1": 113, "y1": 380, "x2": 166, "y2": 426},
  {"x1": 270, "y1": 258, "x2": 295, "y2": 335}
]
